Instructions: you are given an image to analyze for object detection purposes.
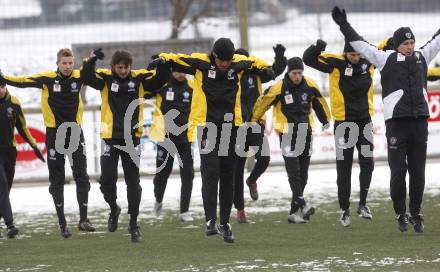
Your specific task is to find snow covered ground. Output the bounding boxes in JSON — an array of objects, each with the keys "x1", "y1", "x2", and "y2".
[{"x1": 9, "y1": 160, "x2": 440, "y2": 220}]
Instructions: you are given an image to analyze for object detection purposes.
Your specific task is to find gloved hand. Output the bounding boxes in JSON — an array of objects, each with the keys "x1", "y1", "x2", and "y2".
[
  {"x1": 273, "y1": 44, "x2": 286, "y2": 59},
  {"x1": 260, "y1": 67, "x2": 275, "y2": 80},
  {"x1": 332, "y1": 6, "x2": 348, "y2": 27},
  {"x1": 321, "y1": 122, "x2": 330, "y2": 131},
  {"x1": 89, "y1": 48, "x2": 105, "y2": 61},
  {"x1": 33, "y1": 147, "x2": 45, "y2": 162},
  {"x1": 148, "y1": 56, "x2": 167, "y2": 70},
  {"x1": 316, "y1": 39, "x2": 327, "y2": 52}
]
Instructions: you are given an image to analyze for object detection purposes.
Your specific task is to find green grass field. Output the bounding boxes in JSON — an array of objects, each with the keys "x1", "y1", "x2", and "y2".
[{"x1": 1, "y1": 193, "x2": 440, "y2": 272}]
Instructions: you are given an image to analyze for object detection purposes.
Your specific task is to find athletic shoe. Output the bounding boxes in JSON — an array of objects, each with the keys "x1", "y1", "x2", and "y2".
[
  {"x1": 237, "y1": 209, "x2": 248, "y2": 223},
  {"x1": 302, "y1": 204, "x2": 315, "y2": 221},
  {"x1": 108, "y1": 206, "x2": 121, "y2": 232},
  {"x1": 246, "y1": 178, "x2": 259, "y2": 201},
  {"x1": 179, "y1": 212, "x2": 194, "y2": 222},
  {"x1": 288, "y1": 210, "x2": 306, "y2": 224},
  {"x1": 340, "y1": 210, "x2": 351, "y2": 227},
  {"x1": 78, "y1": 219, "x2": 96, "y2": 232},
  {"x1": 205, "y1": 219, "x2": 218, "y2": 236},
  {"x1": 7, "y1": 225, "x2": 19, "y2": 239},
  {"x1": 60, "y1": 224, "x2": 72, "y2": 238},
  {"x1": 154, "y1": 201, "x2": 162, "y2": 217},
  {"x1": 128, "y1": 225, "x2": 142, "y2": 243},
  {"x1": 217, "y1": 223, "x2": 234, "y2": 243},
  {"x1": 396, "y1": 213, "x2": 409, "y2": 232},
  {"x1": 357, "y1": 205, "x2": 373, "y2": 220},
  {"x1": 409, "y1": 214, "x2": 424, "y2": 233}
]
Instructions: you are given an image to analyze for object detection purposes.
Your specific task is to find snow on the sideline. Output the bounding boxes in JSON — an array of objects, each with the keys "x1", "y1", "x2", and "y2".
[{"x1": 9, "y1": 160, "x2": 440, "y2": 218}]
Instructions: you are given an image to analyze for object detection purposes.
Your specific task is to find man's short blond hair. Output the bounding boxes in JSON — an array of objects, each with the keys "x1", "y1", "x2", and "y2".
[{"x1": 57, "y1": 48, "x2": 74, "y2": 63}]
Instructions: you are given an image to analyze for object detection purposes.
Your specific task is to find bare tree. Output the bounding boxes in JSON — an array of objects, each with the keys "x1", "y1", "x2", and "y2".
[{"x1": 169, "y1": 0, "x2": 211, "y2": 39}]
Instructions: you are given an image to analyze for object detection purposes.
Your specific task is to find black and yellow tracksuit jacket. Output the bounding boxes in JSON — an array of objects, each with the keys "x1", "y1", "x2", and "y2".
[
  {"x1": 159, "y1": 52, "x2": 270, "y2": 141},
  {"x1": 148, "y1": 77, "x2": 194, "y2": 143},
  {"x1": 428, "y1": 66, "x2": 440, "y2": 81},
  {"x1": 251, "y1": 75, "x2": 331, "y2": 133},
  {"x1": 240, "y1": 56, "x2": 286, "y2": 123},
  {"x1": 81, "y1": 58, "x2": 169, "y2": 139},
  {"x1": 0, "y1": 91, "x2": 36, "y2": 149},
  {"x1": 303, "y1": 47, "x2": 374, "y2": 121},
  {"x1": 0, "y1": 70, "x2": 84, "y2": 128}
]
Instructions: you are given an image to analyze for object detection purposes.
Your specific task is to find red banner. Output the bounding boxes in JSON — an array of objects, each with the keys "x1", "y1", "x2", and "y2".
[
  {"x1": 428, "y1": 91, "x2": 440, "y2": 122},
  {"x1": 15, "y1": 127, "x2": 46, "y2": 161}
]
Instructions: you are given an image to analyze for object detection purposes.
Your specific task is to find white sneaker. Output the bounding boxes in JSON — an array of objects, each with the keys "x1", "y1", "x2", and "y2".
[
  {"x1": 153, "y1": 201, "x2": 162, "y2": 216},
  {"x1": 288, "y1": 211, "x2": 306, "y2": 224},
  {"x1": 357, "y1": 205, "x2": 373, "y2": 220},
  {"x1": 302, "y1": 204, "x2": 315, "y2": 221},
  {"x1": 179, "y1": 212, "x2": 194, "y2": 222},
  {"x1": 340, "y1": 210, "x2": 351, "y2": 227}
]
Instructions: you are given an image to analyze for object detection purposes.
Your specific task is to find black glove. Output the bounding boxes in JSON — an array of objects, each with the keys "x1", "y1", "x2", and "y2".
[
  {"x1": 33, "y1": 147, "x2": 45, "y2": 162},
  {"x1": 332, "y1": 6, "x2": 348, "y2": 26},
  {"x1": 148, "y1": 56, "x2": 167, "y2": 70},
  {"x1": 90, "y1": 48, "x2": 105, "y2": 61},
  {"x1": 273, "y1": 44, "x2": 286, "y2": 59},
  {"x1": 316, "y1": 39, "x2": 327, "y2": 52},
  {"x1": 260, "y1": 67, "x2": 276, "y2": 80}
]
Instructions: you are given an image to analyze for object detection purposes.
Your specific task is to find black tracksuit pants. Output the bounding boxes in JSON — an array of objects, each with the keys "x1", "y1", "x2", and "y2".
[
  {"x1": 234, "y1": 126, "x2": 270, "y2": 210},
  {"x1": 99, "y1": 138, "x2": 142, "y2": 227},
  {"x1": 386, "y1": 117, "x2": 428, "y2": 216},
  {"x1": 334, "y1": 119, "x2": 374, "y2": 211},
  {"x1": 0, "y1": 149, "x2": 16, "y2": 227},
  {"x1": 46, "y1": 127, "x2": 90, "y2": 225},
  {"x1": 199, "y1": 125, "x2": 237, "y2": 225},
  {"x1": 280, "y1": 127, "x2": 312, "y2": 213},
  {"x1": 153, "y1": 141, "x2": 194, "y2": 213}
]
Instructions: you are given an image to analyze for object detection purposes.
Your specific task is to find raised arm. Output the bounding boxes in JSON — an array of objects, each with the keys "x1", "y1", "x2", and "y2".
[
  {"x1": 332, "y1": 6, "x2": 389, "y2": 70},
  {"x1": 80, "y1": 48, "x2": 106, "y2": 90},
  {"x1": 141, "y1": 61, "x2": 171, "y2": 96},
  {"x1": 420, "y1": 30, "x2": 440, "y2": 65},
  {"x1": 271, "y1": 44, "x2": 287, "y2": 77},
  {"x1": 303, "y1": 40, "x2": 334, "y2": 73}
]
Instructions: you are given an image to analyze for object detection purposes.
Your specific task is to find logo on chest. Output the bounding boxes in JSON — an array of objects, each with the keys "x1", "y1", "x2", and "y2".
[
  {"x1": 6, "y1": 107, "x2": 14, "y2": 118},
  {"x1": 183, "y1": 91, "x2": 191, "y2": 102},
  {"x1": 71, "y1": 82, "x2": 78, "y2": 92},
  {"x1": 128, "y1": 81, "x2": 136, "y2": 92}
]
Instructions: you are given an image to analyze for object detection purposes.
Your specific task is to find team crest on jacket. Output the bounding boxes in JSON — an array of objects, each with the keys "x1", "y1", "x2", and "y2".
[
  {"x1": 71, "y1": 82, "x2": 77, "y2": 90},
  {"x1": 390, "y1": 137, "x2": 397, "y2": 145},
  {"x1": 248, "y1": 77, "x2": 254, "y2": 85},
  {"x1": 7, "y1": 107, "x2": 14, "y2": 118},
  {"x1": 301, "y1": 93, "x2": 308, "y2": 101},
  {"x1": 128, "y1": 81, "x2": 135, "y2": 88},
  {"x1": 227, "y1": 69, "x2": 235, "y2": 80},
  {"x1": 361, "y1": 64, "x2": 368, "y2": 73},
  {"x1": 49, "y1": 148, "x2": 57, "y2": 160}
]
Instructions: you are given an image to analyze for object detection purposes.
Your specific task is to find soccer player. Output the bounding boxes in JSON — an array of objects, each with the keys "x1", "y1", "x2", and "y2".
[
  {"x1": 81, "y1": 49, "x2": 169, "y2": 242},
  {"x1": 159, "y1": 37, "x2": 272, "y2": 243},
  {"x1": 0, "y1": 49, "x2": 95, "y2": 238},
  {"x1": 233, "y1": 45, "x2": 286, "y2": 223},
  {"x1": 148, "y1": 70, "x2": 195, "y2": 222},
  {"x1": 303, "y1": 38, "x2": 375, "y2": 226},
  {"x1": 0, "y1": 82, "x2": 44, "y2": 238},
  {"x1": 251, "y1": 57, "x2": 331, "y2": 224},
  {"x1": 332, "y1": 6, "x2": 440, "y2": 232}
]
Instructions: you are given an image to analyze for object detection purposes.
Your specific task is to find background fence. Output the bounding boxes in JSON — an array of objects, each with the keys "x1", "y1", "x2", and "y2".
[{"x1": 2, "y1": 0, "x2": 440, "y2": 182}]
